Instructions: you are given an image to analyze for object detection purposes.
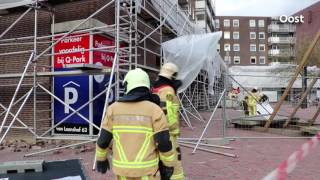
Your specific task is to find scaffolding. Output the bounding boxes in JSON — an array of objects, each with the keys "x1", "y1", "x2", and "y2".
[{"x1": 0, "y1": 0, "x2": 223, "y2": 156}]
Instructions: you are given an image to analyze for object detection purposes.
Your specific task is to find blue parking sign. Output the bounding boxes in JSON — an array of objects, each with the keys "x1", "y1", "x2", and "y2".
[
  {"x1": 92, "y1": 75, "x2": 115, "y2": 135},
  {"x1": 53, "y1": 68, "x2": 90, "y2": 134}
]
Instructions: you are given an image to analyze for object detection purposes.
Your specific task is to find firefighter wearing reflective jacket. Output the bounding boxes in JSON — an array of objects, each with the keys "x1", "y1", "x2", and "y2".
[
  {"x1": 152, "y1": 62, "x2": 184, "y2": 180},
  {"x1": 247, "y1": 87, "x2": 261, "y2": 116},
  {"x1": 95, "y1": 68, "x2": 177, "y2": 180}
]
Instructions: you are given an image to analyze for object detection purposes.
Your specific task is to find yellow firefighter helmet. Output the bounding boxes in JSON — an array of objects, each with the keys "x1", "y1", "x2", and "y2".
[
  {"x1": 159, "y1": 62, "x2": 179, "y2": 80},
  {"x1": 123, "y1": 68, "x2": 150, "y2": 94}
]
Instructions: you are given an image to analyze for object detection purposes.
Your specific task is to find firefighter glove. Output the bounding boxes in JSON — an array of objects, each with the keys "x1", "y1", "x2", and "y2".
[
  {"x1": 96, "y1": 159, "x2": 110, "y2": 174},
  {"x1": 159, "y1": 161, "x2": 174, "y2": 180}
]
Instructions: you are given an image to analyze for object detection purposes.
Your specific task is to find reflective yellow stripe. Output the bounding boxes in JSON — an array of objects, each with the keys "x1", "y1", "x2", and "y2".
[
  {"x1": 142, "y1": 176, "x2": 149, "y2": 180},
  {"x1": 113, "y1": 129, "x2": 153, "y2": 134},
  {"x1": 166, "y1": 101, "x2": 178, "y2": 126},
  {"x1": 160, "y1": 153, "x2": 176, "y2": 162},
  {"x1": 138, "y1": 134, "x2": 152, "y2": 162},
  {"x1": 171, "y1": 172, "x2": 184, "y2": 180},
  {"x1": 113, "y1": 126, "x2": 153, "y2": 133},
  {"x1": 135, "y1": 133, "x2": 152, "y2": 162},
  {"x1": 170, "y1": 129, "x2": 180, "y2": 135},
  {"x1": 113, "y1": 158, "x2": 159, "y2": 169},
  {"x1": 112, "y1": 125, "x2": 156, "y2": 169},
  {"x1": 119, "y1": 176, "x2": 126, "y2": 180},
  {"x1": 95, "y1": 149, "x2": 107, "y2": 158},
  {"x1": 113, "y1": 133, "x2": 128, "y2": 162}
]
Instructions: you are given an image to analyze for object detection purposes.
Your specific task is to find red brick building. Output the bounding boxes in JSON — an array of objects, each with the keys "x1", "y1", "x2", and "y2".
[
  {"x1": 215, "y1": 16, "x2": 270, "y2": 66},
  {"x1": 294, "y1": 1, "x2": 320, "y2": 44}
]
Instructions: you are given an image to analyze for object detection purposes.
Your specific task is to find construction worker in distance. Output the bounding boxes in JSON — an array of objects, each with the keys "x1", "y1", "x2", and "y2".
[
  {"x1": 95, "y1": 68, "x2": 176, "y2": 180},
  {"x1": 152, "y1": 62, "x2": 184, "y2": 180},
  {"x1": 247, "y1": 87, "x2": 261, "y2": 116}
]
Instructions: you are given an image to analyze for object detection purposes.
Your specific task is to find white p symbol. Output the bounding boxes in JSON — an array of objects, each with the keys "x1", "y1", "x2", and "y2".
[{"x1": 64, "y1": 87, "x2": 78, "y2": 113}]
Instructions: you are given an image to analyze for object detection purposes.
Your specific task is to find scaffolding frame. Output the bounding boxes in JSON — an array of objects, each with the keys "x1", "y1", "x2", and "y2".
[{"x1": 0, "y1": 0, "x2": 219, "y2": 157}]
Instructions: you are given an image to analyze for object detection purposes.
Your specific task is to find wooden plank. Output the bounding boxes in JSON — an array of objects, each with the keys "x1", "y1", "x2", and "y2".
[
  {"x1": 309, "y1": 106, "x2": 320, "y2": 125},
  {"x1": 264, "y1": 30, "x2": 320, "y2": 130},
  {"x1": 284, "y1": 73, "x2": 319, "y2": 127}
]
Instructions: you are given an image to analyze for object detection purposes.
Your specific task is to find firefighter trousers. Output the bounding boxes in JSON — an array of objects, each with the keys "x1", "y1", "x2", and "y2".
[
  {"x1": 170, "y1": 135, "x2": 184, "y2": 180},
  {"x1": 248, "y1": 105, "x2": 257, "y2": 116}
]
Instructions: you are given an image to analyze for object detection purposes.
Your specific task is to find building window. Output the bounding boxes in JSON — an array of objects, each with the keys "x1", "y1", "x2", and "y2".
[
  {"x1": 250, "y1": 44, "x2": 256, "y2": 51},
  {"x1": 249, "y1": 19, "x2": 256, "y2": 27},
  {"x1": 259, "y1": 56, "x2": 266, "y2": 64},
  {"x1": 259, "y1": 44, "x2": 265, "y2": 51},
  {"x1": 224, "y1": 19, "x2": 230, "y2": 27},
  {"x1": 196, "y1": 14, "x2": 205, "y2": 21},
  {"x1": 233, "y1": 44, "x2": 240, "y2": 51},
  {"x1": 259, "y1": 32, "x2": 265, "y2": 39},
  {"x1": 233, "y1": 31, "x2": 239, "y2": 39},
  {"x1": 233, "y1": 19, "x2": 239, "y2": 27},
  {"x1": 224, "y1": 31, "x2": 230, "y2": 39},
  {"x1": 215, "y1": 19, "x2": 220, "y2": 28},
  {"x1": 224, "y1": 44, "x2": 231, "y2": 51},
  {"x1": 250, "y1": 56, "x2": 256, "y2": 64},
  {"x1": 224, "y1": 56, "x2": 231, "y2": 64},
  {"x1": 258, "y1": 20, "x2": 265, "y2": 27},
  {"x1": 250, "y1": 32, "x2": 256, "y2": 39},
  {"x1": 234, "y1": 56, "x2": 240, "y2": 64}
]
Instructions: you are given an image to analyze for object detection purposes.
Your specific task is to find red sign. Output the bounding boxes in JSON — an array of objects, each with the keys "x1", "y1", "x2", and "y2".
[
  {"x1": 93, "y1": 35, "x2": 115, "y2": 67},
  {"x1": 54, "y1": 33, "x2": 90, "y2": 68}
]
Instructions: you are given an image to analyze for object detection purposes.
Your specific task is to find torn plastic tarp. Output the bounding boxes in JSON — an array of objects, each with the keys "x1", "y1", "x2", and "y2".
[{"x1": 162, "y1": 31, "x2": 223, "y2": 94}]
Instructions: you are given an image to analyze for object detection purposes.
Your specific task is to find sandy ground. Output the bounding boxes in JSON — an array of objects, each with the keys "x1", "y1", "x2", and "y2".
[{"x1": 1, "y1": 105, "x2": 320, "y2": 179}]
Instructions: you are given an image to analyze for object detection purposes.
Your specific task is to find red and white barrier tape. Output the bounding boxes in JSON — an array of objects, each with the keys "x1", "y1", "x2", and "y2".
[{"x1": 262, "y1": 132, "x2": 320, "y2": 180}]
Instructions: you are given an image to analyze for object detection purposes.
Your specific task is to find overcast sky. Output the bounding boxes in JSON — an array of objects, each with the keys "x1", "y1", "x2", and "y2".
[{"x1": 215, "y1": 0, "x2": 320, "y2": 16}]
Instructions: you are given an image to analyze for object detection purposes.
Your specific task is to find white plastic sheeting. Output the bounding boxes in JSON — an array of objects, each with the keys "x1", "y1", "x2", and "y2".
[
  {"x1": 162, "y1": 32, "x2": 223, "y2": 94},
  {"x1": 229, "y1": 64, "x2": 320, "y2": 88},
  {"x1": 0, "y1": 0, "x2": 36, "y2": 10}
]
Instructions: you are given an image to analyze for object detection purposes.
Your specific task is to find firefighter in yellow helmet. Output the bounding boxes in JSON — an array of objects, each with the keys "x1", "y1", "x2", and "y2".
[
  {"x1": 152, "y1": 62, "x2": 184, "y2": 180},
  {"x1": 247, "y1": 87, "x2": 261, "y2": 116},
  {"x1": 95, "y1": 68, "x2": 177, "y2": 180}
]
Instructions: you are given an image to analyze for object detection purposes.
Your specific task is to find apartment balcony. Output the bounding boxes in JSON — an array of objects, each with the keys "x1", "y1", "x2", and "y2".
[
  {"x1": 268, "y1": 49, "x2": 295, "y2": 57},
  {"x1": 268, "y1": 37, "x2": 296, "y2": 44},
  {"x1": 268, "y1": 24, "x2": 296, "y2": 33}
]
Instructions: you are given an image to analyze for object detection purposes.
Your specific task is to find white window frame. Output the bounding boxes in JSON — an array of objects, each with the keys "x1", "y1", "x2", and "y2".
[
  {"x1": 250, "y1": 32, "x2": 256, "y2": 39},
  {"x1": 233, "y1": 44, "x2": 240, "y2": 51},
  {"x1": 250, "y1": 44, "x2": 256, "y2": 52},
  {"x1": 215, "y1": 19, "x2": 220, "y2": 28},
  {"x1": 249, "y1": 19, "x2": 256, "y2": 27},
  {"x1": 234, "y1": 56, "x2": 240, "y2": 64},
  {"x1": 224, "y1": 31, "x2": 230, "y2": 39},
  {"x1": 259, "y1": 56, "x2": 266, "y2": 64},
  {"x1": 233, "y1": 31, "x2": 239, "y2": 39},
  {"x1": 224, "y1": 19, "x2": 230, "y2": 27},
  {"x1": 259, "y1": 32, "x2": 265, "y2": 39},
  {"x1": 224, "y1": 56, "x2": 231, "y2": 64},
  {"x1": 233, "y1": 19, "x2": 239, "y2": 27},
  {"x1": 258, "y1": 19, "x2": 265, "y2": 27},
  {"x1": 224, "y1": 43, "x2": 231, "y2": 51},
  {"x1": 250, "y1": 56, "x2": 257, "y2": 64},
  {"x1": 259, "y1": 44, "x2": 265, "y2": 51}
]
